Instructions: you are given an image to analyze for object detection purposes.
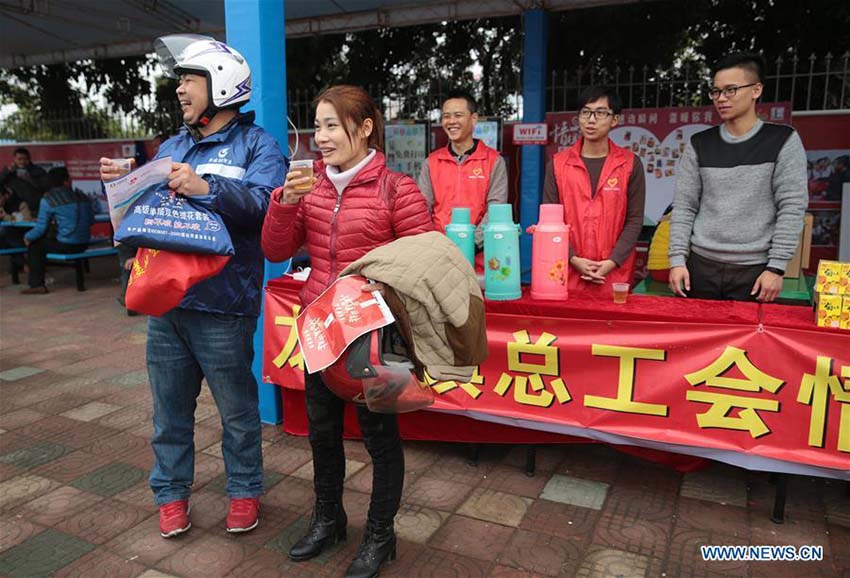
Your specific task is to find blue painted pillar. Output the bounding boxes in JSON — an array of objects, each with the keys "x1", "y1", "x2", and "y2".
[
  {"x1": 225, "y1": 0, "x2": 290, "y2": 424},
  {"x1": 519, "y1": 9, "x2": 549, "y2": 283}
]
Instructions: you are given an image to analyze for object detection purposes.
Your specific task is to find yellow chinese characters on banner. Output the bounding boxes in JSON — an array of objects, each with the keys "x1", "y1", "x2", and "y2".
[
  {"x1": 584, "y1": 345, "x2": 668, "y2": 416},
  {"x1": 272, "y1": 304, "x2": 304, "y2": 371},
  {"x1": 797, "y1": 356, "x2": 850, "y2": 453},
  {"x1": 127, "y1": 248, "x2": 159, "y2": 287},
  {"x1": 685, "y1": 346, "x2": 784, "y2": 438},
  {"x1": 425, "y1": 368, "x2": 484, "y2": 399},
  {"x1": 494, "y1": 330, "x2": 571, "y2": 407}
]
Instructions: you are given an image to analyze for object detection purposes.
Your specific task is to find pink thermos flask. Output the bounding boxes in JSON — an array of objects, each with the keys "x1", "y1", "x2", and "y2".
[{"x1": 528, "y1": 204, "x2": 569, "y2": 300}]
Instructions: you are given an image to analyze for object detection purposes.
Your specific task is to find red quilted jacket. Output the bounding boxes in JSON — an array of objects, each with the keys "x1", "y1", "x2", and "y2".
[{"x1": 262, "y1": 151, "x2": 435, "y2": 305}]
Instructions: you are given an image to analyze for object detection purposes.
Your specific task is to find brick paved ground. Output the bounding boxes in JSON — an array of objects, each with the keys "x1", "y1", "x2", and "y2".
[{"x1": 0, "y1": 264, "x2": 847, "y2": 577}]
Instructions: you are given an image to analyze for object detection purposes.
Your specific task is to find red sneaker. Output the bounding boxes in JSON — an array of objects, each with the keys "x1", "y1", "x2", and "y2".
[
  {"x1": 226, "y1": 497, "x2": 260, "y2": 533},
  {"x1": 159, "y1": 499, "x2": 191, "y2": 538}
]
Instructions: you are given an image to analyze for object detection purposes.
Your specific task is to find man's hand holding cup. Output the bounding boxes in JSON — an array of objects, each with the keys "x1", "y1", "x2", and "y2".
[{"x1": 99, "y1": 157, "x2": 135, "y2": 182}]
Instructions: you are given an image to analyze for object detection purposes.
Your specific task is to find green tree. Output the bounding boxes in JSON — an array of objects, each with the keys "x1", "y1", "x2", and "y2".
[
  {"x1": 0, "y1": 54, "x2": 173, "y2": 140},
  {"x1": 284, "y1": 16, "x2": 521, "y2": 122},
  {"x1": 547, "y1": 0, "x2": 850, "y2": 109}
]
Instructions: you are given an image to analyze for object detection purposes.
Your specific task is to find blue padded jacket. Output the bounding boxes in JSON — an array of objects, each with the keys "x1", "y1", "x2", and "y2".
[{"x1": 154, "y1": 112, "x2": 287, "y2": 316}]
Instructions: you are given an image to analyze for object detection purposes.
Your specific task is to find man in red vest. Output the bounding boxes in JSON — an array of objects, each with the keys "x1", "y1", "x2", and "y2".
[
  {"x1": 543, "y1": 86, "x2": 645, "y2": 295},
  {"x1": 417, "y1": 91, "x2": 507, "y2": 245}
]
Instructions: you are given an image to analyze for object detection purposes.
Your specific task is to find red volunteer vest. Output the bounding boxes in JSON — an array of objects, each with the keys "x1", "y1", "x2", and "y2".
[
  {"x1": 553, "y1": 138, "x2": 636, "y2": 295},
  {"x1": 428, "y1": 140, "x2": 501, "y2": 232}
]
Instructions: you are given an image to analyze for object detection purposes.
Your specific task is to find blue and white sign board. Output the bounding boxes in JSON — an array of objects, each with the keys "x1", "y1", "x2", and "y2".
[
  {"x1": 385, "y1": 121, "x2": 430, "y2": 178},
  {"x1": 474, "y1": 118, "x2": 502, "y2": 152}
]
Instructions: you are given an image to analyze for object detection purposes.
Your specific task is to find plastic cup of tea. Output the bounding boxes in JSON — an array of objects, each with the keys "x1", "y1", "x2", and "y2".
[
  {"x1": 111, "y1": 158, "x2": 132, "y2": 176},
  {"x1": 290, "y1": 159, "x2": 314, "y2": 191},
  {"x1": 613, "y1": 282, "x2": 629, "y2": 304}
]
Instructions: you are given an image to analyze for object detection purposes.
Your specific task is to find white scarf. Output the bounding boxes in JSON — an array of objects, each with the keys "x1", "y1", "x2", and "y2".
[{"x1": 325, "y1": 149, "x2": 377, "y2": 195}]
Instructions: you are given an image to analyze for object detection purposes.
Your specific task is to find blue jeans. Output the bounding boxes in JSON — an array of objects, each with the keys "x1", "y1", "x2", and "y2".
[{"x1": 147, "y1": 308, "x2": 263, "y2": 505}]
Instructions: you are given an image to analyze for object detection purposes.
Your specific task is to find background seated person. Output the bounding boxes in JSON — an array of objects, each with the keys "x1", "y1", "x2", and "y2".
[
  {"x1": 0, "y1": 188, "x2": 29, "y2": 275},
  {"x1": 0, "y1": 147, "x2": 50, "y2": 218},
  {"x1": 21, "y1": 167, "x2": 94, "y2": 295}
]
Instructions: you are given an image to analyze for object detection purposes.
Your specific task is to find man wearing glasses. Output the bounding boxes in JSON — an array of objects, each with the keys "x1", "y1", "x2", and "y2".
[
  {"x1": 543, "y1": 86, "x2": 646, "y2": 295},
  {"x1": 418, "y1": 90, "x2": 507, "y2": 244},
  {"x1": 668, "y1": 53, "x2": 807, "y2": 302}
]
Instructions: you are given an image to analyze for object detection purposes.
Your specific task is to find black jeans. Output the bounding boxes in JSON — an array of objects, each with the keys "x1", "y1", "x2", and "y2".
[
  {"x1": 27, "y1": 237, "x2": 86, "y2": 288},
  {"x1": 687, "y1": 252, "x2": 765, "y2": 302},
  {"x1": 305, "y1": 372, "x2": 404, "y2": 525}
]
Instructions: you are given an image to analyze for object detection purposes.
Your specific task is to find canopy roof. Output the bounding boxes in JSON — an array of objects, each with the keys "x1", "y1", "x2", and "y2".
[{"x1": 1, "y1": 0, "x2": 641, "y2": 68}]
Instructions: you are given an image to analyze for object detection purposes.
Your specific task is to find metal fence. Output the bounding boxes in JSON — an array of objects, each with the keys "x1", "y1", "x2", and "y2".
[
  {"x1": 0, "y1": 103, "x2": 183, "y2": 142},
  {"x1": 2, "y1": 51, "x2": 847, "y2": 141},
  {"x1": 547, "y1": 51, "x2": 850, "y2": 112},
  {"x1": 293, "y1": 51, "x2": 849, "y2": 128},
  {"x1": 286, "y1": 82, "x2": 524, "y2": 130}
]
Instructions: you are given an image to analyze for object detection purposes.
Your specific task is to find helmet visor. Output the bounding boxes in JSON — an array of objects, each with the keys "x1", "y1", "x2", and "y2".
[
  {"x1": 362, "y1": 363, "x2": 434, "y2": 414},
  {"x1": 154, "y1": 34, "x2": 215, "y2": 78}
]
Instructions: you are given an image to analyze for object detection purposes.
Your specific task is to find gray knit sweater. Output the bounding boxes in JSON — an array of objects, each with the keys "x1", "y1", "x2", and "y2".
[{"x1": 668, "y1": 119, "x2": 808, "y2": 271}]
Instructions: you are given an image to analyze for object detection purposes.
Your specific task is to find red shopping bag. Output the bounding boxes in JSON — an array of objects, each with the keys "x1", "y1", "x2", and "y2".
[{"x1": 125, "y1": 247, "x2": 230, "y2": 316}]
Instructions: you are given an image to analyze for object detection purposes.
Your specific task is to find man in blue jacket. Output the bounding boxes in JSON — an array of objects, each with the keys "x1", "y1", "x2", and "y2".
[
  {"x1": 100, "y1": 36, "x2": 286, "y2": 538},
  {"x1": 21, "y1": 167, "x2": 94, "y2": 294}
]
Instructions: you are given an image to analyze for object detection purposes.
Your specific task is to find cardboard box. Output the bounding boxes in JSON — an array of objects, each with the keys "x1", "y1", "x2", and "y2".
[
  {"x1": 816, "y1": 294, "x2": 843, "y2": 328},
  {"x1": 842, "y1": 296, "x2": 850, "y2": 330},
  {"x1": 841, "y1": 263, "x2": 850, "y2": 295},
  {"x1": 815, "y1": 260, "x2": 842, "y2": 294},
  {"x1": 785, "y1": 213, "x2": 813, "y2": 278}
]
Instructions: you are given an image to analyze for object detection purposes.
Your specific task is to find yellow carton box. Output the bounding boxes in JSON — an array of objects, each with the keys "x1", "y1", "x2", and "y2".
[
  {"x1": 816, "y1": 294, "x2": 843, "y2": 328},
  {"x1": 842, "y1": 296, "x2": 850, "y2": 330},
  {"x1": 814, "y1": 260, "x2": 842, "y2": 295},
  {"x1": 841, "y1": 263, "x2": 850, "y2": 295}
]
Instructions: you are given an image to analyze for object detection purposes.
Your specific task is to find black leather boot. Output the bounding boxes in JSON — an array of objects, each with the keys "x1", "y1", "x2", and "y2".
[
  {"x1": 288, "y1": 501, "x2": 347, "y2": 561},
  {"x1": 344, "y1": 519, "x2": 396, "y2": 578}
]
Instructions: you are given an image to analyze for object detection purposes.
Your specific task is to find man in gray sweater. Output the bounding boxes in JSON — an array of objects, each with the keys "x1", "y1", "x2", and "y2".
[{"x1": 668, "y1": 53, "x2": 808, "y2": 302}]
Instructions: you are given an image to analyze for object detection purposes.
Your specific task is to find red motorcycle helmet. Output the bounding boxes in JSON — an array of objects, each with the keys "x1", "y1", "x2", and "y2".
[{"x1": 321, "y1": 324, "x2": 434, "y2": 413}]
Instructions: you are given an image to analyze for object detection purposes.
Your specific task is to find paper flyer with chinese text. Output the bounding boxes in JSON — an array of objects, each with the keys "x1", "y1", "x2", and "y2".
[{"x1": 296, "y1": 275, "x2": 395, "y2": 374}]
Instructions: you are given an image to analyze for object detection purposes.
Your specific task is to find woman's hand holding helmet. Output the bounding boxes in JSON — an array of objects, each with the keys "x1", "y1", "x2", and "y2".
[{"x1": 361, "y1": 281, "x2": 387, "y2": 296}]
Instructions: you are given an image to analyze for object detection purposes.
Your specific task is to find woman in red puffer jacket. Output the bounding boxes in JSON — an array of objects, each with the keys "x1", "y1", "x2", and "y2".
[{"x1": 262, "y1": 85, "x2": 433, "y2": 578}]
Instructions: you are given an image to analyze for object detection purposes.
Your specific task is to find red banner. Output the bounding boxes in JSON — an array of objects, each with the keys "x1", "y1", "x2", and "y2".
[{"x1": 264, "y1": 277, "x2": 850, "y2": 479}]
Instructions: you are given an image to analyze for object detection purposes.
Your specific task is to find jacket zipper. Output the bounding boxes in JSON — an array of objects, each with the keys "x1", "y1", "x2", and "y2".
[
  {"x1": 328, "y1": 190, "x2": 343, "y2": 281},
  {"x1": 573, "y1": 152, "x2": 623, "y2": 259},
  {"x1": 455, "y1": 160, "x2": 463, "y2": 205}
]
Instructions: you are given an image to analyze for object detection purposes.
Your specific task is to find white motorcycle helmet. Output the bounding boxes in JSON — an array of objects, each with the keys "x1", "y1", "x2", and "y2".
[{"x1": 154, "y1": 34, "x2": 252, "y2": 126}]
